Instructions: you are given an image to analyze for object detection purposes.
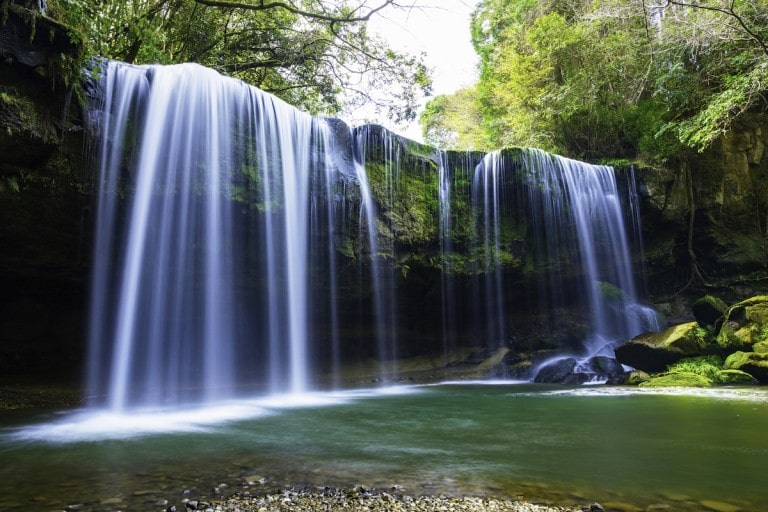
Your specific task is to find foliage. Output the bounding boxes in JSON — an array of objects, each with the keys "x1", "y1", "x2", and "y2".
[
  {"x1": 44, "y1": 0, "x2": 431, "y2": 120},
  {"x1": 419, "y1": 0, "x2": 768, "y2": 160},
  {"x1": 666, "y1": 355, "x2": 723, "y2": 381},
  {"x1": 419, "y1": 87, "x2": 489, "y2": 151}
]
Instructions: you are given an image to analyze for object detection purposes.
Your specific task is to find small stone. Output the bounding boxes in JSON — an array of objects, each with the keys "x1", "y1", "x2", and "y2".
[
  {"x1": 186, "y1": 500, "x2": 199, "y2": 510},
  {"x1": 166, "y1": 506, "x2": 177, "y2": 512},
  {"x1": 589, "y1": 504, "x2": 605, "y2": 512}
]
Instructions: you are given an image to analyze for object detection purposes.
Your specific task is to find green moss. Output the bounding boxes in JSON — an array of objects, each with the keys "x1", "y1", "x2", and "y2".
[
  {"x1": 724, "y1": 351, "x2": 768, "y2": 382},
  {"x1": 667, "y1": 355, "x2": 722, "y2": 380},
  {"x1": 639, "y1": 372, "x2": 713, "y2": 388},
  {"x1": 714, "y1": 369, "x2": 757, "y2": 385},
  {"x1": 692, "y1": 294, "x2": 727, "y2": 326}
]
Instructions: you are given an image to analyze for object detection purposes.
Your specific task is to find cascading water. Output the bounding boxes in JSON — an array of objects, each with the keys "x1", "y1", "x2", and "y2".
[
  {"x1": 87, "y1": 60, "x2": 658, "y2": 411},
  {"x1": 470, "y1": 149, "x2": 660, "y2": 382},
  {"x1": 87, "y1": 61, "x2": 351, "y2": 409}
]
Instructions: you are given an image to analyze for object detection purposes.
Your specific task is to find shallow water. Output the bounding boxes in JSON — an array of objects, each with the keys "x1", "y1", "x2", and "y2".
[{"x1": 1, "y1": 383, "x2": 766, "y2": 511}]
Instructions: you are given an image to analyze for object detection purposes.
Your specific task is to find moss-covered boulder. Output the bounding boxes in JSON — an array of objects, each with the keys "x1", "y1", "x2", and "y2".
[
  {"x1": 615, "y1": 322, "x2": 708, "y2": 372},
  {"x1": 639, "y1": 372, "x2": 712, "y2": 388},
  {"x1": 714, "y1": 369, "x2": 758, "y2": 385},
  {"x1": 715, "y1": 295, "x2": 768, "y2": 350},
  {"x1": 752, "y1": 341, "x2": 768, "y2": 353},
  {"x1": 692, "y1": 294, "x2": 727, "y2": 327},
  {"x1": 723, "y1": 351, "x2": 768, "y2": 383},
  {"x1": 626, "y1": 370, "x2": 650, "y2": 385}
]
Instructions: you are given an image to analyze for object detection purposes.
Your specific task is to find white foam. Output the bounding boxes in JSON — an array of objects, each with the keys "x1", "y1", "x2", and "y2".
[
  {"x1": 5, "y1": 386, "x2": 424, "y2": 444},
  {"x1": 430, "y1": 379, "x2": 529, "y2": 386},
  {"x1": 519, "y1": 386, "x2": 768, "y2": 402}
]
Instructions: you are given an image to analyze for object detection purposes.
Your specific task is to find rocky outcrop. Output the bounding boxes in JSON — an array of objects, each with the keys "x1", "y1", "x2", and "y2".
[
  {"x1": 617, "y1": 295, "x2": 768, "y2": 385},
  {"x1": 715, "y1": 295, "x2": 768, "y2": 350},
  {"x1": 637, "y1": 118, "x2": 768, "y2": 304},
  {"x1": 614, "y1": 322, "x2": 709, "y2": 372}
]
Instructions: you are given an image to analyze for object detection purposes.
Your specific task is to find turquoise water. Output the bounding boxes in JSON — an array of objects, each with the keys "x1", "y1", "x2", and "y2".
[{"x1": 1, "y1": 384, "x2": 767, "y2": 511}]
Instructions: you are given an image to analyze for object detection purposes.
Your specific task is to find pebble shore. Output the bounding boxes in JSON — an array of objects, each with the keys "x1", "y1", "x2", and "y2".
[{"x1": 179, "y1": 488, "x2": 589, "y2": 512}]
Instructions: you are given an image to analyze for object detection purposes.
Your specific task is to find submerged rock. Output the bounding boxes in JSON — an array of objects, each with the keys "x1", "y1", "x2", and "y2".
[{"x1": 615, "y1": 322, "x2": 708, "y2": 373}]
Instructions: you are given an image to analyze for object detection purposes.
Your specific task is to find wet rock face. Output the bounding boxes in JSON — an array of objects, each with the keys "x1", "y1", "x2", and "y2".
[
  {"x1": 0, "y1": 4, "x2": 88, "y2": 378},
  {"x1": 0, "y1": 4, "x2": 81, "y2": 172}
]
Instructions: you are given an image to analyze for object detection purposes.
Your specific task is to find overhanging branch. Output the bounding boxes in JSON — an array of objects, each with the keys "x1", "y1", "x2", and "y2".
[{"x1": 192, "y1": 0, "x2": 397, "y2": 24}]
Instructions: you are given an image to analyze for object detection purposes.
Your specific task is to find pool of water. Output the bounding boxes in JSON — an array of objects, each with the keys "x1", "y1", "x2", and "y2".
[{"x1": 1, "y1": 383, "x2": 766, "y2": 511}]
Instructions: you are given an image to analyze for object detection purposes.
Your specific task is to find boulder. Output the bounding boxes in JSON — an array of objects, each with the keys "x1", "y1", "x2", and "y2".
[
  {"x1": 692, "y1": 295, "x2": 727, "y2": 327},
  {"x1": 587, "y1": 355, "x2": 625, "y2": 379},
  {"x1": 626, "y1": 370, "x2": 650, "y2": 385},
  {"x1": 723, "y1": 351, "x2": 768, "y2": 383},
  {"x1": 715, "y1": 295, "x2": 768, "y2": 350},
  {"x1": 614, "y1": 322, "x2": 707, "y2": 373},
  {"x1": 533, "y1": 357, "x2": 582, "y2": 384},
  {"x1": 714, "y1": 369, "x2": 758, "y2": 385},
  {"x1": 639, "y1": 372, "x2": 712, "y2": 388}
]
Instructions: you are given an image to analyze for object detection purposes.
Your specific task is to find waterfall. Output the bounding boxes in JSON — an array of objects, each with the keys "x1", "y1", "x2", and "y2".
[
  {"x1": 470, "y1": 149, "x2": 660, "y2": 382},
  {"x1": 87, "y1": 62, "x2": 344, "y2": 409},
  {"x1": 87, "y1": 61, "x2": 657, "y2": 411}
]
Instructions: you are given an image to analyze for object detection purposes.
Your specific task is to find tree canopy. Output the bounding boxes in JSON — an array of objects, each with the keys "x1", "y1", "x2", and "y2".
[
  {"x1": 421, "y1": 0, "x2": 768, "y2": 162},
  {"x1": 46, "y1": 0, "x2": 431, "y2": 121}
]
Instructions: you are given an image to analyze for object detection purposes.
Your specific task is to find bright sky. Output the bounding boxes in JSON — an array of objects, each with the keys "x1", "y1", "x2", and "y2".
[{"x1": 349, "y1": 0, "x2": 481, "y2": 142}]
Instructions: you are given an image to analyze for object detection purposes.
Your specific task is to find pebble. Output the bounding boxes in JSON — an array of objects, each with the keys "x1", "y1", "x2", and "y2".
[{"x1": 213, "y1": 488, "x2": 584, "y2": 512}]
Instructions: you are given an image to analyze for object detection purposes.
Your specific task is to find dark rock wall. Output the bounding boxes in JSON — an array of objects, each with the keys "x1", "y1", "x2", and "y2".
[
  {"x1": 638, "y1": 119, "x2": 768, "y2": 314},
  {"x1": 0, "y1": 4, "x2": 90, "y2": 380}
]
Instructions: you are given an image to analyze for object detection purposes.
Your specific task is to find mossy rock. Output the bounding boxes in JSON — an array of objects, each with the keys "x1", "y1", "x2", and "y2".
[
  {"x1": 692, "y1": 294, "x2": 727, "y2": 327},
  {"x1": 752, "y1": 341, "x2": 768, "y2": 353},
  {"x1": 626, "y1": 370, "x2": 650, "y2": 385},
  {"x1": 615, "y1": 322, "x2": 708, "y2": 373},
  {"x1": 723, "y1": 351, "x2": 768, "y2": 383},
  {"x1": 595, "y1": 281, "x2": 627, "y2": 302},
  {"x1": 715, "y1": 295, "x2": 768, "y2": 350},
  {"x1": 714, "y1": 369, "x2": 758, "y2": 385},
  {"x1": 639, "y1": 372, "x2": 713, "y2": 388}
]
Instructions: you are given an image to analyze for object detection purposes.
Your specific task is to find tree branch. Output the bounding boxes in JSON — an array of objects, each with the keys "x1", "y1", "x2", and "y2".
[
  {"x1": 664, "y1": 0, "x2": 768, "y2": 57},
  {"x1": 192, "y1": 0, "x2": 397, "y2": 24}
]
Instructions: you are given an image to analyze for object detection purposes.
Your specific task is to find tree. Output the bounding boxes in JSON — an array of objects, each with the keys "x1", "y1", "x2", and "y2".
[
  {"x1": 419, "y1": 87, "x2": 488, "y2": 150},
  {"x1": 47, "y1": 0, "x2": 431, "y2": 121},
  {"x1": 463, "y1": 0, "x2": 768, "y2": 159},
  {"x1": 649, "y1": 0, "x2": 768, "y2": 151}
]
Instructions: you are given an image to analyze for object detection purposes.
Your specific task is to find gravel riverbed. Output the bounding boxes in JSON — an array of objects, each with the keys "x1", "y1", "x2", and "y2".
[{"x1": 180, "y1": 488, "x2": 589, "y2": 512}]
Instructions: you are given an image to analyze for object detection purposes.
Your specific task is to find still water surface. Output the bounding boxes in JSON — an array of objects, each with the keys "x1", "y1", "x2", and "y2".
[{"x1": 1, "y1": 383, "x2": 766, "y2": 511}]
